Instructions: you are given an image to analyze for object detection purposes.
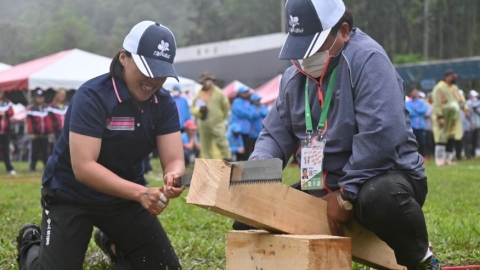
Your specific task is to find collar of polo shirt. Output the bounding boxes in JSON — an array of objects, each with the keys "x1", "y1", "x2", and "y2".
[{"x1": 112, "y1": 78, "x2": 159, "y2": 104}]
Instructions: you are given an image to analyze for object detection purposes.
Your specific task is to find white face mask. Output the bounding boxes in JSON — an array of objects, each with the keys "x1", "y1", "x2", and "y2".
[{"x1": 299, "y1": 33, "x2": 338, "y2": 77}]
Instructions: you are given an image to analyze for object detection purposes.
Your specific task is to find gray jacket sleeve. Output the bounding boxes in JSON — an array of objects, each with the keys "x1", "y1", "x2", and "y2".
[
  {"x1": 249, "y1": 71, "x2": 298, "y2": 168},
  {"x1": 340, "y1": 52, "x2": 409, "y2": 200}
]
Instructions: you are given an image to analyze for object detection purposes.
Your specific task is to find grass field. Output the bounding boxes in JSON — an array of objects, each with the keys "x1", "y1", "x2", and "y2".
[{"x1": 0, "y1": 158, "x2": 479, "y2": 269}]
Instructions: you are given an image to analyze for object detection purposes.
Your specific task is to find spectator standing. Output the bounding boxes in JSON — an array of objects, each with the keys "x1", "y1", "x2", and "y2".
[
  {"x1": 171, "y1": 84, "x2": 191, "y2": 131},
  {"x1": 424, "y1": 93, "x2": 435, "y2": 160},
  {"x1": 432, "y1": 70, "x2": 462, "y2": 166},
  {"x1": 459, "y1": 109, "x2": 474, "y2": 159},
  {"x1": 453, "y1": 89, "x2": 469, "y2": 161},
  {"x1": 27, "y1": 89, "x2": 52, "y2": 171},
  {"x1": 48, "y1": 89, "x2": 68, "y2": 142},
  {"x1": 191, "y1": 72, "x2": 231, "y2": 160},
  {"x1": 248, "y1": 93, "x2": 269, "y2": 148},
  {"x1": 467, "y1": 90, "x2": 480, "y2": 158},
  {"x1": 406, "y1": 88, "x2": 428, "y2": 158},
  {"x1": 182, "y1": 120, "x2": 201, "y2": 165},
  {"x1": 227, "y1": 124, "x2": 246, "y2": 161},
  {"x1": 0, "y1": 88, "x2": 16, "y2": 175},
  {"x1": 231, "y1": 86, "x2": 255, "y2": 156}
]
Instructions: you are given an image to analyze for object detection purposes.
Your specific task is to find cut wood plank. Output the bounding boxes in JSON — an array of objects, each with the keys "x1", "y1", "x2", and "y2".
[
  {"x1": 186, "y1": 159, "x2": 405, "y2": 270},
  {"x1": 226, "y1": 230, "x2": 351, "y2": 270}
]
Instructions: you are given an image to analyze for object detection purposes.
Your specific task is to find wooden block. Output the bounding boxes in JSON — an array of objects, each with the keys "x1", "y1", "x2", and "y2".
[
  {"x1": 226, "y1": 231, "x2": 351, "y2": 270},
  {"x1": 186, "y1": 159, "x2": 405, "y2": 269}
]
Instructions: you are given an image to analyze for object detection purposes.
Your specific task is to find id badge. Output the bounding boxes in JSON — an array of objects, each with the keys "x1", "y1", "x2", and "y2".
[{"x1": 300, "y1": 139, "x2": 326, "y2": 190}]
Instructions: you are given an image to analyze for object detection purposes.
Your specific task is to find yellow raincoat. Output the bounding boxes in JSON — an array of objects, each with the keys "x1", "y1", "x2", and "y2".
[{"x1": 191, "y1": 85, "x2": 231, "y2": 159}]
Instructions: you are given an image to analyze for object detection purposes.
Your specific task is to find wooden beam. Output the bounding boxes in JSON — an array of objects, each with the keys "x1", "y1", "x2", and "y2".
[
  {"x1": 186, "y1": 159, "x2": 405, "y2": 269},
  {"x1": 226, "y1": 230, "x2": 351, "y2": 270}
]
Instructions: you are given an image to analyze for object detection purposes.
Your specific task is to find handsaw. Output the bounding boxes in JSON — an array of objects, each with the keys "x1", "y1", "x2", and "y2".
[{"x1": 173, "y1": 158, "x2": 283, "y2": 187}]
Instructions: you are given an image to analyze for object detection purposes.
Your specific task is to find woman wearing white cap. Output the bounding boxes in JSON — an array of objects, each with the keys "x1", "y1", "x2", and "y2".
[{"x1": 16, "y1": 21, "x2": 185, "y2": 269}]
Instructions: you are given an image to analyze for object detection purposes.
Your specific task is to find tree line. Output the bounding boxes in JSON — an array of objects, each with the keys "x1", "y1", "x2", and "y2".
[{"x1": 0, "y1": 0, "x2": 477, "y2": 66}]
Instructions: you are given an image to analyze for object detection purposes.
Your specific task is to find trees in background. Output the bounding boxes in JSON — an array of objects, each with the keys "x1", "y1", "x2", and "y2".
[{"x1": 0, "y1": 0, "x2": 478, "y2": 65}]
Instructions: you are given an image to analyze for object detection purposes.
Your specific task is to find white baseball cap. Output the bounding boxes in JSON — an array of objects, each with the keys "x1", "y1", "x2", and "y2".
[
  {"x1": 123, "y1": 21, "x2": 178, "y2": 80},
  {"x1": 279, "y1": 0, "x2": 345, "y2": 60}
]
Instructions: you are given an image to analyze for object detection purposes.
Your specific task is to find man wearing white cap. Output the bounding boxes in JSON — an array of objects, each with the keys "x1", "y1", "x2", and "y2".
[
  {"x1": 467, "y1": 90, "x2": 480, "y2": 157},
  {"x1": 244, "y1": 0, "x2": 438, "y2": 268}
]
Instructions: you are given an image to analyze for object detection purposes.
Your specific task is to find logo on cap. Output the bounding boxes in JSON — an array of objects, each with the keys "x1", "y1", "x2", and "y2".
[
  {"x1": 289, "y1": 15, "x2": 304, "y2": 34},
  {"x1": 153, "y1": 40, "x2": 171, "y2": 59}
]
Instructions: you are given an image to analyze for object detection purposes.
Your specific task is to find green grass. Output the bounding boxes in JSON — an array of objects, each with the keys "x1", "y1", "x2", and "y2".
[{"x1": 0, "y1": 158, "x2": 479, "y2": 269}]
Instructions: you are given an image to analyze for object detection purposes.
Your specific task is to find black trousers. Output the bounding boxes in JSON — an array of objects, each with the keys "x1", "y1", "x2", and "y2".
[
  {"x1": 0, "y1": 134, "x2": 14, "y2": 171},
  {"x1": 425, "y1": 130, "x2": 435, "y2": 158},
  {"x1": 412, "y1": 129, "x2": 426, "y2": 156},
  {"x1": 472, "y1": 128, "x2": 479, "y2": 158},
  {"x1": 19, "y1": 184, "x2": 181, "y2": 270},
  {"x1": 29, "y1": 137, "x2": 49, "y2": 171},
  {"x1": 233, "y1": 171, "x2": 429, "y2": 269}
]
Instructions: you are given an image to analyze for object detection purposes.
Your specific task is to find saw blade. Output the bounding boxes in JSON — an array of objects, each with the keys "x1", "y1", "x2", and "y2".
[{"x1": 229, "y1": 158, "x2": 283, "y2": 185}]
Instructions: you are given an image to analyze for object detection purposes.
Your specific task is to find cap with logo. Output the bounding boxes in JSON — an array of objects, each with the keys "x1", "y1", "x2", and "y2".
[
  {"x1": 279, "y1": 0, "x2": 345, "y2": 60},
  {"x1": 123, "y1": 21, "x2": 178, "y2": 80},
  {"x1": 33, "y1": 88, "x2": 44, "y2": 97}
]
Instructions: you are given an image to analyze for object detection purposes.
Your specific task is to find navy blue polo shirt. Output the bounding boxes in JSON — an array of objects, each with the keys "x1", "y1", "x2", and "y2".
[{"x1": 42, "y1": 73, "x2": 180, "y2": 202}]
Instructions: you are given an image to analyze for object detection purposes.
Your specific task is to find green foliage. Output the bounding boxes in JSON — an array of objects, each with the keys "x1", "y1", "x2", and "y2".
[
  {"x1": 33, "y1": 8, "x2": 96, "y2": 57},
  {"x1": 1, "y1": 0, "x2": 480, "y2": 65},
  {"x1": 0, "y1": 158, "x2": 479, "y2": 269},
  {"x1": 393, "y1": 54, "x2": 425, "y2": 64}
]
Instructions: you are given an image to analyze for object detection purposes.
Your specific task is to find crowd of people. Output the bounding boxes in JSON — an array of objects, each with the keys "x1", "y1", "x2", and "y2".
[
  {"x1": 0, "y1": 87, "x2": 69, "y2": 175},
  {"x1": 173, "y1": 72, "x2": 270, "y2": 164},
  {"x1": 0, "y1": 71, "x2": 269, "y2": 176},
  {"x1": 405, "y1": 69, "x2": 480, "y2": 166}
]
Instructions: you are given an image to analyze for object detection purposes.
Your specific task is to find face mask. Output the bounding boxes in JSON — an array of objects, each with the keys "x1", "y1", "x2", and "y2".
[
  {"x1": 451, "y1": 79, "x2": 456, "y2": 84},
  {"x1": 172, "y1": 91, "x2": 180, "y2": 97},
  {"x1": 299, "y1": 33, "x2": 338, "y2": 77}
]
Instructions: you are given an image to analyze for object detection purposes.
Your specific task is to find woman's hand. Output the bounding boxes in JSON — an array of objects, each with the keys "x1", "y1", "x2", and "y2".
[
  {"x1": 163, "y1": 172, "x2": 186, "y2": 199},
  {"x1": 139, "y1": 187, "x2": 169, "y2": 216}
]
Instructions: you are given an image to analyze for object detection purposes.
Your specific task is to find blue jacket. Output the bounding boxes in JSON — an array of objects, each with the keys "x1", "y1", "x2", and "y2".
[
  {"x1": 250, "y1": 28, "x2": 425, "y2": 201},
  {"x1": 173, "y1": 96, "x2": 191, "y2": 129},
  {"x1": 231, "y1": 97, "x2": 255, "y2": 135},
  {"x1": 249, "y1": 104, "x2": 269, "y2": 139},
  {"x1": 227, "y1": 131, "x2": 244, "y2": 154},
  {"x1": 406, "y1": 99, "x2": 428, "y2": 130}
]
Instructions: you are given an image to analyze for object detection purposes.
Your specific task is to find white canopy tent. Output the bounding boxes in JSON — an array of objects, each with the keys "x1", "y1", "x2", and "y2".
[
  {"x1": 0, "y1": 62, "x2": 11, "y2": 71},
  {"x1": 28, "y1": 49, "x2": 112, "y2": 90},
  {"x1": 163, "y1": 76, "x2": 201, "y2": 93}
]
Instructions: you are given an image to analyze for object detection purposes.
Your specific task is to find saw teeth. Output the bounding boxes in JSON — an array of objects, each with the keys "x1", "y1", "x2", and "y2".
[{"x1": 230, "y1": 179, "x2": 282, "y2": 185}]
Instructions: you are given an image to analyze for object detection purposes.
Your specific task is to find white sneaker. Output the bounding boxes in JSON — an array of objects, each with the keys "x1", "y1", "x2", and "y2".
[{"x1": 9, "y1": 170, "x2": 16, "y2": 175}]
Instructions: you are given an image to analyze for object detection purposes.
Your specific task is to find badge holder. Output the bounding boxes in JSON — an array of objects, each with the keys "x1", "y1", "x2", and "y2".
[
  {"x1": 300, "y1": 133, "x2": 325, "y2": 191},
  {"x1": 299, "y1": 66, "x2": 337, "y2": 191}
]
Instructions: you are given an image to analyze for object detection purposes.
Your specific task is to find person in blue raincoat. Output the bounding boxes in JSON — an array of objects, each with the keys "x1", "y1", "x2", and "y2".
[
  {"x1": 231, "y1": 86, "x2": 255, "y2": 156},
  {"x1": 248, "y1": 93, "x2": 269, "y2": 147},
  {"x1": 227, "y1": 123, "x2": 246, "y2": 161},
  {"x1": 171, "y1": 84, "x2": 191, "y2": 131}
]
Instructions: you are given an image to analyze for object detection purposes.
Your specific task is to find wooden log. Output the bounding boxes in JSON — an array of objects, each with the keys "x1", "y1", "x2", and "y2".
[
  {"x1": 226, "y1": 230, "x2": 351, "y2": 270},
  {"x1": 186, "y1": 159, "x2": 405, "y2": 270}
]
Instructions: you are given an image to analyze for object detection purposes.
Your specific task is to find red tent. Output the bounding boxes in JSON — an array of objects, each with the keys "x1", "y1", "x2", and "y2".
[
  {"x1": 222, "y1": 80, "x2": 250, "y2": 100},
  {"x1": 254, "y1": 75, "x2": 282, "y2": 106},
  {"x1": 0, "y1": 49, "x2": 111, "y2": 92}
]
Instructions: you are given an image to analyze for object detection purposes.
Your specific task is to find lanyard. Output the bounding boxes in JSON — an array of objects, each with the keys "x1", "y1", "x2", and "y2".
[{"x1": 304, "y1": 66, "x2": 338, "y2": 142}]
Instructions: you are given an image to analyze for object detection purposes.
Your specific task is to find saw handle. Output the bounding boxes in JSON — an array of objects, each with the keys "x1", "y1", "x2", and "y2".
[{"x1": 173, "y1": 177, "x2": 182, "y2": 188}]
